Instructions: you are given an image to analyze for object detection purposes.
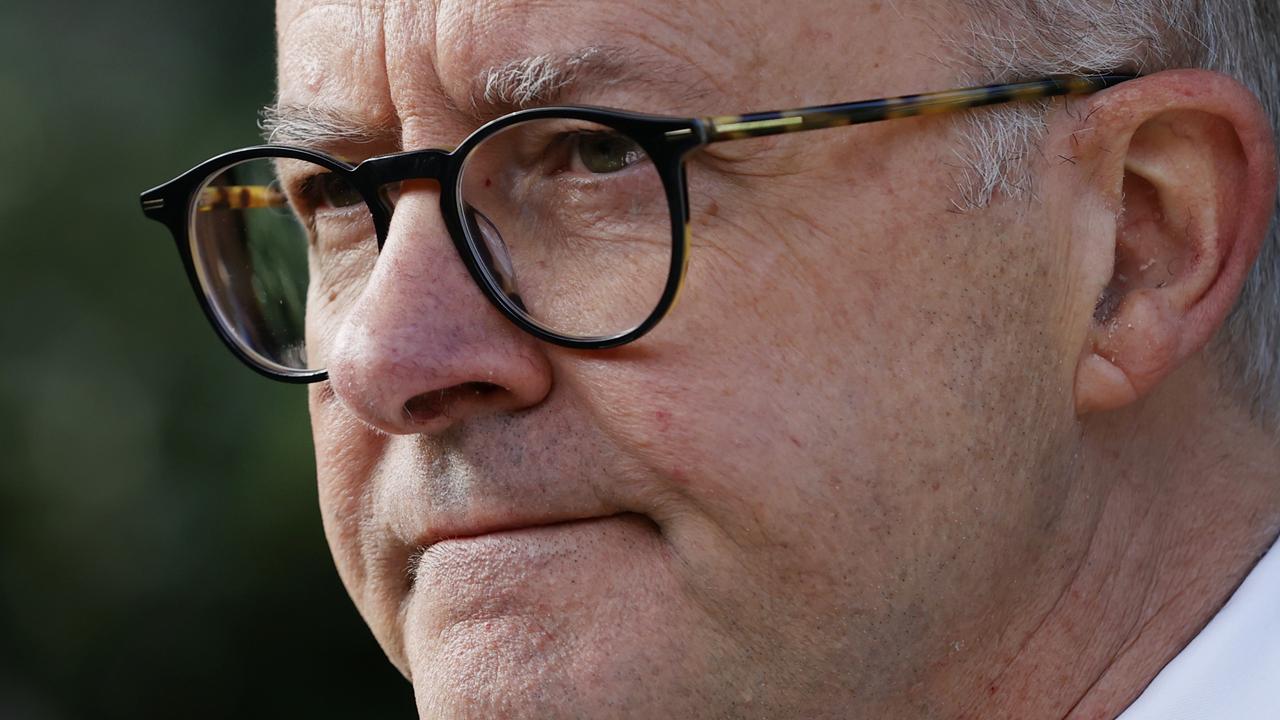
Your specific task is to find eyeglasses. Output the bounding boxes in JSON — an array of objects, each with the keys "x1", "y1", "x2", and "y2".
[{"x1": 139, "y1": 74, "x2": 1133, "y2": 383}]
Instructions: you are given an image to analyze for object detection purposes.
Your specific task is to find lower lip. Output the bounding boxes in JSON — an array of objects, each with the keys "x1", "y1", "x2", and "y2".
[{"x1": 409, "y1": 513, "x2": 660, "y2": 601}]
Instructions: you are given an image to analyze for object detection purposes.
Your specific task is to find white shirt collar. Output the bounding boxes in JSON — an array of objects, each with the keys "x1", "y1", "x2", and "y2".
[{"x1": 1117, "y1": 540, "x2": 1280, "y2": 719}]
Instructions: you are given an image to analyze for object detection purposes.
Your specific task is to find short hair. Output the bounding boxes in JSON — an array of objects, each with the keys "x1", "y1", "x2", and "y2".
[{"x1": 951, "y1": 0, "x2": 1280, "y2": 426}]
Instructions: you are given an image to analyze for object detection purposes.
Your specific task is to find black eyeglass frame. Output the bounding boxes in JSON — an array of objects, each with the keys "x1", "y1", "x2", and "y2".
[{"x1": 140, "y1": 74, "x2": 1134, "y2": 384}]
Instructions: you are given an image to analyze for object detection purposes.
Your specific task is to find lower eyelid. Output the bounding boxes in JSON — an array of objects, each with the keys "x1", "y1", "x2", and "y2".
[{"x1": 553, "y1": 167, "x2": 653, "y2": 196}]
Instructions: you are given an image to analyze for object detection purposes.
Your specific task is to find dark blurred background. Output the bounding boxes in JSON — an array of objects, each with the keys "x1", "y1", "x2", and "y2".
[{"x1": 0, "y1": 2, "x2": 416, "y2": 716}]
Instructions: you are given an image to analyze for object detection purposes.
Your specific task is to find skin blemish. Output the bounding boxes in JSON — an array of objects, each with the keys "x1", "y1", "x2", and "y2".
[
  {"x1": 302, "y1": 57, "x2": 325, "y2": 92},
  {"x1": 484, "y1": 177, "x2": 493, "y2": 188},
  {"x1": 655, "y1": 409, "x2": 672, "y2": 431}
]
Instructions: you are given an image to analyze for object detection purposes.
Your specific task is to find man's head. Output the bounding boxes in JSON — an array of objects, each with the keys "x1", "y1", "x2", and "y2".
[{"x1": 271, "y1": 0, "x2": 1279, "y2": 716}]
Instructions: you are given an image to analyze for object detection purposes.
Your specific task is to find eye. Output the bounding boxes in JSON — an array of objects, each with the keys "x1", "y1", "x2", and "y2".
[
  {"x1": 570, "y1": 132, "x2": 646, "y2": 174},
  {"x1": 297, "y1": 172, "x2": 364, "y2": 211}
]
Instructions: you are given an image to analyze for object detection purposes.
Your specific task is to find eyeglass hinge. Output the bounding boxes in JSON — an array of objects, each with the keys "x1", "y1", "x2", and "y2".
[
  {"x1": 141, "y1": 198, "x2": 166, "y2": 211},
  {"x1": 665, "y1": 120, "x2": 711, "y2": 145}
]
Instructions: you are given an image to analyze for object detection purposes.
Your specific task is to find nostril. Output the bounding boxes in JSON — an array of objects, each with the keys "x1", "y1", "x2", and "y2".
[
  {"x1": 401, "y1": 382, "x2": 502, "y2": 425},
  {"x1": 461, "y1": 381, "x2": 501, "y2": 397}
]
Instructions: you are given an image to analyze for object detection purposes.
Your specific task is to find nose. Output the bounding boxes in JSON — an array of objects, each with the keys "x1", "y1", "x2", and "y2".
[{"x1": 324, "y1": 181, "x2": 552, "y2": 435}]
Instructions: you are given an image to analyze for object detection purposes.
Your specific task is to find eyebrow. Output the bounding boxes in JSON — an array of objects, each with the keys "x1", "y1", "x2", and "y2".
[
  {"x1": 476, "y1": 47, "x2": 606, "y2": 110},
  {"x1": 258, "y1": 103, "x2": 401, "y2": 150},
  {"x1": 260, "y1": 45, "x2": 715, "y2": 150},
  {"x1": 469, "y1": 45, "x2": 709, "y2": 113}
]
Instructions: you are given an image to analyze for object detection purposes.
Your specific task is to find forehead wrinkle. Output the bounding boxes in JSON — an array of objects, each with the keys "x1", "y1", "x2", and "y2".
[
  {"x1": 277, "y1": 0, "x2": 404, "y2": 151},
  {"x1": 618, "y1": 3, "x2": 736, "y2": 100}
]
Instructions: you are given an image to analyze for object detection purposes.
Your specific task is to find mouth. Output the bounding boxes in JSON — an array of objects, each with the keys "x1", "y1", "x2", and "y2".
[{"x1": 404, "y1": 512, "x2": 651, "y2": 587}]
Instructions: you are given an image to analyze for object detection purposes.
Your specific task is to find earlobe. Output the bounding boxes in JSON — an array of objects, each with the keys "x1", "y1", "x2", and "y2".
[
  {"x1": 1068, "y1": 71, "x2": 1278, "y2": 417},
  {"x1": 1075, "y1": 352, "x2": 1138, "y2": 415}
]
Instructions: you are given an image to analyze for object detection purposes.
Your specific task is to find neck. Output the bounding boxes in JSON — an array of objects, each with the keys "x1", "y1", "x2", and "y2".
[{"x1": 978, "y1": 358, "x2": 1280, "y2": 720}]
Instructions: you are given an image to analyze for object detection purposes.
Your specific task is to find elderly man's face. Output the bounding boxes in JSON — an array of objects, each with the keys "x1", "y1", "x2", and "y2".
[{"x1": 282, "y1": 0, "x2": 1094, "y2": 715}]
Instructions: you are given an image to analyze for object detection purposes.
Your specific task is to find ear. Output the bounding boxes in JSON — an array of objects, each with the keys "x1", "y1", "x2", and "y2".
[{"x1": 1064, "y1": 70, "x2": 1278, "y2": 416}]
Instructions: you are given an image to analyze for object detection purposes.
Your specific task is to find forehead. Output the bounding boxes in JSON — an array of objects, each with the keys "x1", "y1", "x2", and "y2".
[{"x1": 275, "y1": 0, "x2": 954, "y2": 145}]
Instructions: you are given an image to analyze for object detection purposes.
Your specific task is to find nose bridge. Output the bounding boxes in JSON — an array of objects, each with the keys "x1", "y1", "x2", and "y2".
[
  {"x1": 357, "y1": 148, "x2": 454, "y2": 249},
  {"x1": 324, "y1": 145, "x2": 553, "y2": 435},
  {"x1": 356, "y1": 147, "x2": 452, "y2": 186}
]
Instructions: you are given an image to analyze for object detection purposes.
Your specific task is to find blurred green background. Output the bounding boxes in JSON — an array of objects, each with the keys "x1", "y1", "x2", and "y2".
[{"x1": 0, "y1": 2, "x2": 416, "y2": 716}]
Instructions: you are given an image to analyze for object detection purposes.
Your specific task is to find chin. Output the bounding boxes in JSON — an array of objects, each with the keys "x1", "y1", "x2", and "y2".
[{"x1": 400, "y1": 514, "x2": 722, "y2": 719}]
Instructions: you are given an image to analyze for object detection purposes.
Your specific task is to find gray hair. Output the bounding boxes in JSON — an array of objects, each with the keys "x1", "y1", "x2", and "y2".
[
  {"x1": 952, "y1": 0, "x2": 1280, "y2": 426},
  {"x1": 477, "y1": 47, "x2": 606, "y2": 109}
]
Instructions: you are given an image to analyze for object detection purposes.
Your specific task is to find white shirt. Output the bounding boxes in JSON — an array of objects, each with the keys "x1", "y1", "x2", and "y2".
[{"x1": 1116, "y1": 542, "x2": 1280, "y2": 719}]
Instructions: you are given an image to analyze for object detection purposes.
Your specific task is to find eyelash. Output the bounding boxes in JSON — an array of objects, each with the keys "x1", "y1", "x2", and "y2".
[
  {"x1": 508, "y1": 127, "x2": 646, "y2": 178},
  {"x1": 295, "y1": 174, "x2": 364, "y2": 213}
]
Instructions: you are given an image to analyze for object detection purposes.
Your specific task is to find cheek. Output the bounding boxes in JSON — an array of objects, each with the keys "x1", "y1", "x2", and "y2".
[
  {"x1": 309, "y1": 387, "x2": 384, "y2": 591},
  {"x1": 304, "y1": 239, "x2": 379, "y2": 371},
  {"x1": 558, "y1": 134, "x2": 1084, "y2": 669}
]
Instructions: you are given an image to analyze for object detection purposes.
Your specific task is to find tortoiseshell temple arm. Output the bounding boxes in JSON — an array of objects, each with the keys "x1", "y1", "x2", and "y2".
[
  {"x1": 686, "y1": 74, "x2": 1136, "y2": 143},
  {"x1": 197, "y1": 185, "x2": 286, "y2": 211}
]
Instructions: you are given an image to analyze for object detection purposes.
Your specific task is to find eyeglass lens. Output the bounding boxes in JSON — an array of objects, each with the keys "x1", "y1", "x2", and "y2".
[{"x1": 187, "y1": 119, "x2": 673, "y2": 373}]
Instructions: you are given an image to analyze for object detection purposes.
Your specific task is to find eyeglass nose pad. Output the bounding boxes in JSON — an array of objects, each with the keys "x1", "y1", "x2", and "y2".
[
  {"x1": 466, "y1": 206, "x2": 526, "y2": 312},
  {"x1": 378, "y1": 182, "x2": 403, "y2": 210}
]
